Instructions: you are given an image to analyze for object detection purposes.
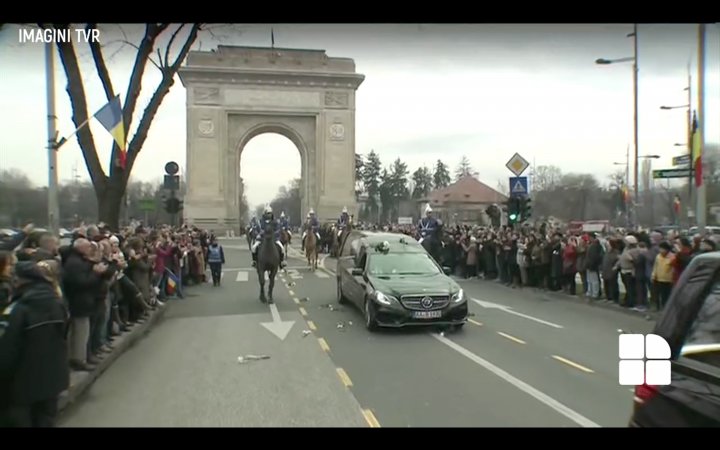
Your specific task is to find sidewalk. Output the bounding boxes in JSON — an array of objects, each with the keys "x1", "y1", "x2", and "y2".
[{"x1": 58, "y1": 303, "x2": 168, "y2": 412}]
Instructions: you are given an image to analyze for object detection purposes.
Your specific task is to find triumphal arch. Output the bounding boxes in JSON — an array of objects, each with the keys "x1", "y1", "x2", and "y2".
[{"x1": 179, "y1": 45, "x2": 365, "y2": 232}]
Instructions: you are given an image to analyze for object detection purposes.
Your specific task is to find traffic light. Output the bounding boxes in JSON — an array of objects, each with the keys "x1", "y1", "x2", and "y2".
[
  {"x1": 522, "y1": 197, "x2": 532, "y2": 221},
  {"x1": 164, "y1": 197, "x2": 182, "y2": 214},
  {"x1": 507, "y1": 197, "x2": 520, "y2": 223}
]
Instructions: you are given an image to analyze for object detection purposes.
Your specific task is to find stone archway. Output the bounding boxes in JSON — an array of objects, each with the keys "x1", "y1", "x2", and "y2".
[{"x1": 179, "y1": 46, "x2": 365, "y2": 233}]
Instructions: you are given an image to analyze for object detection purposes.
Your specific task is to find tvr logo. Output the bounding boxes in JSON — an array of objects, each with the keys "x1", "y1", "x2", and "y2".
[{"x1": 618, "y1": 334, "x2": 672, "y2": 386}]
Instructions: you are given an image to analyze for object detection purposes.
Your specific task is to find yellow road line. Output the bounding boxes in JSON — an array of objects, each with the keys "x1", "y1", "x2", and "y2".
[
  {"x1": 336, "y1": 368, "x2": 353, "y2": 387},
  {"x1": 318, "y1": 338, "x2": 330, "y2": 352},
  {"x1": 299, "y1": 307, "x2": 308, "y2": 317},
  {"x1": 361, "y1": 409, "x2": 381, "y2": 428},
  {"x1": 497, "y1": 332, "x2": 526, "y2": 345},
  {"x1": 551, "y1": 355, "x2": 595, "y2": 373},
  {"x1": 469, "y1": 319, "x2": 483, "y2": 326},
  {"x1": 288, "y1": 290, "x2": 295, "y2": 296},
  {"x1": 307, "y1": 320, "x2": 317, "y2": 331},
  {"x1": 293, "y1": 297, "x2": 300, "y2": 304}
]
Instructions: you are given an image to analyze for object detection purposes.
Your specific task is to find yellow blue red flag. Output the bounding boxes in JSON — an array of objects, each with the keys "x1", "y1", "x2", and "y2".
[{"x1": 94, "y1": 95, "x2": 126, "y2": 168}]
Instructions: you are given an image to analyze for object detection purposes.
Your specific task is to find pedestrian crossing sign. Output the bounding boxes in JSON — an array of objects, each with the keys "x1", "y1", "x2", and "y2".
[{"x1": 509, "y1": 176, "x2": 528, "y2": 197}]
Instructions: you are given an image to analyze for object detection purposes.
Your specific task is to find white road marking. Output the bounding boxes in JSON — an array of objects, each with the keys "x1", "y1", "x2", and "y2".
[
  {"x1": 432, "y1": 333, "x2": 600, "y2": 428},
  {"x1": 471, "y1": 298, "x2": 564, "y2": 329},
  {"x1": 286, "y1": 269, "x2": 303, "y2": 280},
  {"x1": 222, "y1": 269, "x2": 331, "y2": 282}
]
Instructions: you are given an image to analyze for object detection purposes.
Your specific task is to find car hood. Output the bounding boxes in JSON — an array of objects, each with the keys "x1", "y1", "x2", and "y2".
[{"x1": 369, "y1": 273, "x2": 458, "y2": 297}]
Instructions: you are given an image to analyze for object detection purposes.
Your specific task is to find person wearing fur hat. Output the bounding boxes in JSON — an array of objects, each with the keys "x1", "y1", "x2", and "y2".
[{"x1": 0, "y1": 260, "x2": 69, "y2": 427}]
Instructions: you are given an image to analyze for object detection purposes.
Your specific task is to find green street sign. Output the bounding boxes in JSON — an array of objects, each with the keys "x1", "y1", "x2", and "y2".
[
  {"x1": 139, "y1": 198, "x2": 156, "y2": 211},
  {"x1": 653, "y1": 168, "x2": 691, "y2": 179}
]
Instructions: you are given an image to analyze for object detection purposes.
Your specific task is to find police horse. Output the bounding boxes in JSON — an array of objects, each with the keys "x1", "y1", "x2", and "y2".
[
  {"x1": 256, "y1": 221, "x2": 281, "y2": 303},
  {"x1": 304, "y1": 225, "x2": 319, "y2": 271}
]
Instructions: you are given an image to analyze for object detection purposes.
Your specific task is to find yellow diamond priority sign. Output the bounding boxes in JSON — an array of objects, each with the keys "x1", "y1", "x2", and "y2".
[{"x1": 506, "y1": 153, "x2": 530, "y2": 177}]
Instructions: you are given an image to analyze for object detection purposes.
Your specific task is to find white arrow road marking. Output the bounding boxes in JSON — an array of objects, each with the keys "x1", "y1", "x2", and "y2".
[
  {"x1": 471, "y1": 298, "x2": 563, "y2": 329},
  {"x1": 432, "y1": 333, "x2": 599, "y2": 428},
  {"x1": 260, "y1": 303, "x2": 295, "y2": 341}
]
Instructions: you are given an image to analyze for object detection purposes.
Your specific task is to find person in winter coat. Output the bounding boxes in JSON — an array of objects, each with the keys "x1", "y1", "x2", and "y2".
[
  {"x1": 62, "y1": 238, "x2": 107, "y2": 371},
  {"x1": 585, "y1": 233, "x2": 604, "y2": 299},
  {"x1": 601, "y1": 239, "x2": 621, "y2": 304},
  {"x1": 0, "y1": 251, "x2": 16, "y2": 309},
  {"x1": 651, "y1": 241, "x2": 674, "y2": 311},
  {"x1": 0, "y1": 260, "x2": 69, "y2": 427},
  {"x1": 206, "y1": 237, "x2": 226, "y2": 286},
  {"x1": 562, "y1": 237, "x2": 578, "y2": 295}
]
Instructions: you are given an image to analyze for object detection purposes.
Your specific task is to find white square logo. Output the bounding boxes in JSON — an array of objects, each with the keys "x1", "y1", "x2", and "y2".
[{"x1": 618, "y1": 334, "x2": 672, "y2": 386}]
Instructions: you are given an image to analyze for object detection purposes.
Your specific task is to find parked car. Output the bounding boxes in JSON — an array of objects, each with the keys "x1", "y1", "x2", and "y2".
[
  {"x1": 629, "y1": 251, "x2": 720, "y2": 427},
  {"x1": 336, "y1": 231, "x2": 467, "y2": 331}
]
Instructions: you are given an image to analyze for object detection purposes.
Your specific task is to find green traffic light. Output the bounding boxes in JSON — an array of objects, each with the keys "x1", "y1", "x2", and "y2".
[{"x1": 509, "y1": 213, "x2": 518, "y2": 221}]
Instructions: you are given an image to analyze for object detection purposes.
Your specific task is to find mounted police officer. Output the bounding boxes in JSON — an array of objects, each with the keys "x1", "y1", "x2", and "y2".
[
  {"x1": 251, "y1": 206, "x2": 286, "y2": 268},
  {"x1": 417, "y1": 204, "x2": 442, "y2": 243},
  {"x1": 336, "y1": 206, "x2": 350, "y2": 238},
  {"x1": 279, "y1": 212, "x2": 290, "y2": 232},
  {"x1": 302, "y1": 209, "x2": 320, "y2": 252}
]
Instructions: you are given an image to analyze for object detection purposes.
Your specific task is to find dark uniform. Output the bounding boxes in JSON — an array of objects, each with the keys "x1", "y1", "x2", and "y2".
[
  {"x1": 0, "y1": 262, "x2": 69, "y2": 427},
  {"x1": 302, "y1": 215, "x2": 320, "y2": 252},
  {"x1": 251, "y1": 212, "x2": 285, "y2": 267}
]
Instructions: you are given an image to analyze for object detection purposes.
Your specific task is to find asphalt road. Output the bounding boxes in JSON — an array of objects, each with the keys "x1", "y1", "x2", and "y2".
[{"x1": 60, "y1": 238, "x2": 653, "y2": 427}]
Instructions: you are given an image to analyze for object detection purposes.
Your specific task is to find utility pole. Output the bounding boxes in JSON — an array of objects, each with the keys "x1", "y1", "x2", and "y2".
[
  {"x1": 695, "y1": 24, "x2": 707, "y2": 232},
  {"x1": 45, "y1": 42, "x2": 60, "y2": 235},
  {"x1": 631, "y1": 24, "x2": 639, "y2": 216}
]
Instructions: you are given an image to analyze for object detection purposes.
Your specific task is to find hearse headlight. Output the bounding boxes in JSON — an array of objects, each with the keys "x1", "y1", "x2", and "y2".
[
  {"x1": 374, "y1": 291, "x2": 395, "y2": 306},
  {"x1": 452, "y1": 289, "x2": 465, "y2": 303}
]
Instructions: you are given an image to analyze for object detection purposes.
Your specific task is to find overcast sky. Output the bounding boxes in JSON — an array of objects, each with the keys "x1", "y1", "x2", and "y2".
[{"x1": 1, "y1": 23, "x2": 719, "y2": 209}]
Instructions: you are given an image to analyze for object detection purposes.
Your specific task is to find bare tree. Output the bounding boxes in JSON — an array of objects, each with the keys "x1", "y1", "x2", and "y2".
[
  {"x1": 51, "y1": 23, "x2": 203, "y2": 229},
  {"x1": 607, "y1": 171, "x2": 627, "y2": 193},
  {"x1": 532, "y1": 165, "x2": 563, "y2": 192}
]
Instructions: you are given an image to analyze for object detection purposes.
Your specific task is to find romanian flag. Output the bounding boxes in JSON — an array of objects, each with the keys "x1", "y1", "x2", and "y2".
[
  {"x1": 691, "y1": 110, "x2": 702, "y2": 187},
  {"x1": 621, "y1": 184, "x2": 630, "y2": 204},
  {"x1": 165, "y1": 268, "x2": 179, "y2": 296},
  {"x1": 94, "y1": 95, "x2": 126, "y2": 169}
]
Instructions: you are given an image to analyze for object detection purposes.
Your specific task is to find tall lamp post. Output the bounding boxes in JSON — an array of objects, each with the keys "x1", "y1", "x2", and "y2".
[{"x1": 596, "y1": 24, "x2": 640, "y2": 219}]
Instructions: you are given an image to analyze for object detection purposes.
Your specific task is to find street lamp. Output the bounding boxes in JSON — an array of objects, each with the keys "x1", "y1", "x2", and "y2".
[{"x1": 596, "y1": 24, "x2": 639, "y2": 212}]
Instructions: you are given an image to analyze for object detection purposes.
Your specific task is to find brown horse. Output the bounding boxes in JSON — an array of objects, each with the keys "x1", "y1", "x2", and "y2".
[
  {"x1": 279, "y1": 229, "x2": 291, "y2": 257},
  {"x1": 305, "y1": 227, "x2": 318, "y2": 271}
]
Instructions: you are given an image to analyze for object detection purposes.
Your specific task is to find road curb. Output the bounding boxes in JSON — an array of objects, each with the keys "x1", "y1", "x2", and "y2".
[{"x1": 58, "y1": 303, "x2": 168, "y2": 412}]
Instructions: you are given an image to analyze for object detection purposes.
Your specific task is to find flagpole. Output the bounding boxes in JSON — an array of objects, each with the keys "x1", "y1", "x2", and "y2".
[
  {"x1": 45, "y1": 42, "x2": 60, "y2": 235},
  {"x1": 55, "y1": 116, "x2": 92, "y2": 150},
  {"x1": 696, "y1": 24, "x2": 707, "y2": 232}
]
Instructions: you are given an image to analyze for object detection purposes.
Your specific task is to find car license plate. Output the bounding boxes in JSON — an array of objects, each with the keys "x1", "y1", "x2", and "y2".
[{"x1": 412, "y1": 310, "x2": 442, "y2": 319}]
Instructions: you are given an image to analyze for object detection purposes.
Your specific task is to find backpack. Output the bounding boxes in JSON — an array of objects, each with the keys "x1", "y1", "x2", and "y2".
[{"x1": 208, "y1": 246, "x2": 222, "y2": 262}]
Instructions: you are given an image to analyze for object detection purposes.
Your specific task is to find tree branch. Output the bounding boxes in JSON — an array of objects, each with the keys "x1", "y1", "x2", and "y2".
[
  {"x1": 87, "y1": 24, "x2": 115, "y2": 101},
  {"x1": 122, "y1": 24, "x2": 168, "y2": 138},
  {"x1": 164, "y1": 24, "x2": 186, "y2": 68},
  {"x1": 122, "y1": 24, "x2": 201, "y2": 184},
  {"x1": 54, "y1": 24, "x2": 107, "y2": 191}
]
